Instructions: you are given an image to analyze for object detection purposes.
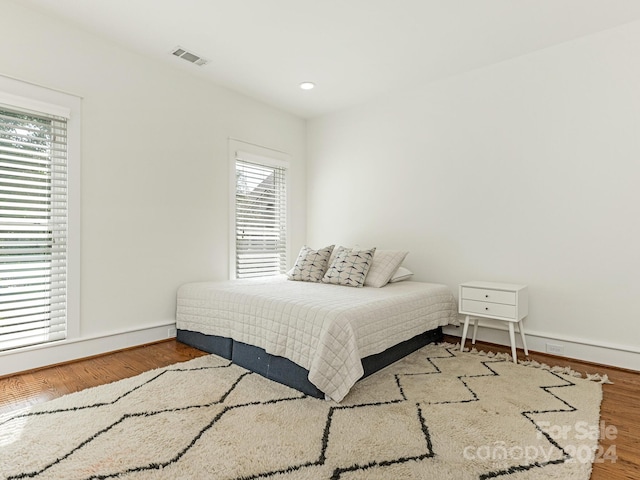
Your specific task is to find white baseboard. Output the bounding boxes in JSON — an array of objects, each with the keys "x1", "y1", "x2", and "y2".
[
  {"x1": 0, "y1": 322, "x2": 177, "y2": 377},
  {"x1": 443, "y1": 324, "x2": 640, "y2": 372}
]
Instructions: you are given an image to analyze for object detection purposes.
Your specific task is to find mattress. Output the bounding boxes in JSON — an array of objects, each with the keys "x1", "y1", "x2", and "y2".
[{"x1": 177, "y1": 275, "x2": 458, "y2": 402}]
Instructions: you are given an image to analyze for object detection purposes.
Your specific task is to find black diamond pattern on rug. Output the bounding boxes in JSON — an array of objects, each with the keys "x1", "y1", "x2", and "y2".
[{"x1": 0, "y1": 345, "x2": 601, "y2": 480}]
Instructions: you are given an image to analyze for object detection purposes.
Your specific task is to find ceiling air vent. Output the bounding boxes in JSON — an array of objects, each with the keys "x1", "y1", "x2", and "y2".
[{"x1": 171, "y1": 46, "x2": 209, "y2": 66}]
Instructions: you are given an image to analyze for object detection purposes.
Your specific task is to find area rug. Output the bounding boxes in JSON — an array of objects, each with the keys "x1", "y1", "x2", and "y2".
[{"x1": 0, "y1": 344, "x2": 604, "y2": 480}]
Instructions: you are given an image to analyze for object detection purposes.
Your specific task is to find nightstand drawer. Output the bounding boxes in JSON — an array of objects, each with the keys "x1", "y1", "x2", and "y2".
[
  {"x1": 461, "y1": 299, "x2": 516, "y2": 319},
  {"x1": 461, "y1": 287, "x2": 516, "y2": 305}
]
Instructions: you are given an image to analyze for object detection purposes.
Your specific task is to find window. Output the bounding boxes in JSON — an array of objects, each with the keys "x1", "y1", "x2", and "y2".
[
  {"x1": 0, "y1": 81, "x2": 79, "y2": 352},
  {"x1": 233, "y1": 149, "x2": 288, "y2": 279}
]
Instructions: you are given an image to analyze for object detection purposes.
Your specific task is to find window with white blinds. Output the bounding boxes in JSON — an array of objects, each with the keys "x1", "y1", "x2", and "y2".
[
  {"x1": 234, "y1": 152, "x2": 287, "y2": 278},
  {"x1": 0, "y1": 105, "x2": 68, "y2": 352}
]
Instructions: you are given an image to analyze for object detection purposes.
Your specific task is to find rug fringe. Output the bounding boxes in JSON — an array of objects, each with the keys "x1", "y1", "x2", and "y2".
[{"x1": 439, "y1": 342, "x2": 613, "y2": 384}]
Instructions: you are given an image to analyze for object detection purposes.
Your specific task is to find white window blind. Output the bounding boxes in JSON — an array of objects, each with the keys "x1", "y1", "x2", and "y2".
[
  {"x1": 0, "y1": 105, "x2": 68, "y2": 352},
  {"x1": 235, "y1": 153, "x2": 287, "y2": 278}
]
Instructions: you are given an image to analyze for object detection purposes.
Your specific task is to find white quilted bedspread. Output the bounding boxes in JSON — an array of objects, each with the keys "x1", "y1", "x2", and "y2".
[{"x1": 176, "y1": 276, "x2": 458, "y2": 402}]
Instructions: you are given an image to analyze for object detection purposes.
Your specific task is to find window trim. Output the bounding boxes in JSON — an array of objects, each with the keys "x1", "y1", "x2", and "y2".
[
  {"x1": 228, "y1": 138, "x2": 290, "y2": 280},
  {"x1": 0, "y1": 74, "x2": 81, "y2": 349}
]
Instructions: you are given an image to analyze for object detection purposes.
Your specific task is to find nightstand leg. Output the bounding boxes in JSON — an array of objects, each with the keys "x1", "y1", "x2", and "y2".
[
  {"x1": 471, "y1": 318, "x2": 479, "y2": 345},
  {"x1": 460, "y1": 315, "x2": 470, "y2": 351},
  {"x1": 517, "y1": 320, "x2": 529, "y2": 356},
  {"x1": 508, "y1": 322, "x2": 518, "y2": 363}
]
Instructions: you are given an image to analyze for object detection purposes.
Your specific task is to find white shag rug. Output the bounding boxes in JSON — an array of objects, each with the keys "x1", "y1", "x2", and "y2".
[{"x1": 0, "y1": 343, "x2": 604, "y2": 480}]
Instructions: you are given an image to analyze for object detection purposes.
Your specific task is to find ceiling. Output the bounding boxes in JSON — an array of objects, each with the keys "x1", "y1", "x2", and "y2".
[{"x1": 19, "y1": 0, "x2": 640, "y2": 119}]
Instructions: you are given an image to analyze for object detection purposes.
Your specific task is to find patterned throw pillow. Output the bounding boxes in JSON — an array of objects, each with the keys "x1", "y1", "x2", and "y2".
[
  {"x1": 322, "y1": 246, "x2": 376, "y2": 287},
  {"x1": 287, "y1": 245, "x2": 335, "y2": 282},
  {"x1": 364, "y1": 250, "x2": 409, "y2": 288}
]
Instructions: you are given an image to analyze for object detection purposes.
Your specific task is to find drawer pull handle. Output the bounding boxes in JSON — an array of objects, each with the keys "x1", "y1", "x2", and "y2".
[
  {"x1": 485, "y1": 294, "x2": 489, "y2": 298},
  {"x1": 485, "y1": 307, "x2": 489, "y2": 311}
]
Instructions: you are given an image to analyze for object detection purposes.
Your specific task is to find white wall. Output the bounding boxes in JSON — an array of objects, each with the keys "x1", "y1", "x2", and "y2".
[
  {"x1": 0, "y1": 1, "x2": 306, "y2": 374},
  {"x1": 307, "y1": 21, "x2": 640, "y2": 370}
]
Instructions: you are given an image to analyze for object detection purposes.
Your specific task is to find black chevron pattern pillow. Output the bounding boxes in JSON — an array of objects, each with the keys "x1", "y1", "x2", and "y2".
[
  {"x1": 287, "y1": 245, "x2": 335, "y2": 282},
  {"x1": 322, "y1": 246, "x2": 376, "y2": 287}
]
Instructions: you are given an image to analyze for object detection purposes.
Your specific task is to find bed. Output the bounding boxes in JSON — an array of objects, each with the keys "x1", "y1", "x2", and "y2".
[{"x1": 176, "y1": 275, "x2": 458, "y2": 402}]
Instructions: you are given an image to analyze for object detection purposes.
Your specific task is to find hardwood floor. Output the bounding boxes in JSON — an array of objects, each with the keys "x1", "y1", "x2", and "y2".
[
  {"x1": 0, "y1": 340, "x2": 207, "y2": 415},
  {"x1": 1, "y1": 338, "x2": 638, "y2": 479}
]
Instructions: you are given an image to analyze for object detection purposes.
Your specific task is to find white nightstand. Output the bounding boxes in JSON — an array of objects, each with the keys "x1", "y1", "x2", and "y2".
[{"x1": 459, "y1": 281, "x2": 529, "y2": 363}]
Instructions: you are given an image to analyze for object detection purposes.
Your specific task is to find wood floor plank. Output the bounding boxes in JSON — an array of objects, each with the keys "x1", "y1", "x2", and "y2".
[{"x1": 0, "y1": 337, "x2": 637, "y2": 479}]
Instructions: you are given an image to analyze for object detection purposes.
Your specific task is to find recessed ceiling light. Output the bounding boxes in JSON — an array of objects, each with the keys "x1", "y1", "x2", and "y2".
[{"x1": 299, "y1": 82, "x2": 315, "y2": 90}]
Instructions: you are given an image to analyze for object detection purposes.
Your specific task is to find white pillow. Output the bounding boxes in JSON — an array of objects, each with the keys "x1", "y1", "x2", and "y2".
[
  {"x1": 389, "y1": 266, "x2": 413, "y2": 283},
  {"x1": 322, "y1": 246, "x2": 376, "y2": 288},
  {"x1": 287, "y1": 245, "x2": 334, "y2": 282},
  {"x1": 364, "y1": 250, "x2": 409, "y2": 288}
]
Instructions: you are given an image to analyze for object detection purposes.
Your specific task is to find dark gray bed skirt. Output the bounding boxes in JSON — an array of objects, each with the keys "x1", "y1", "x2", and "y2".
[{"x1": 177, "y1": 326, "x2": 443, "y2": 399}]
